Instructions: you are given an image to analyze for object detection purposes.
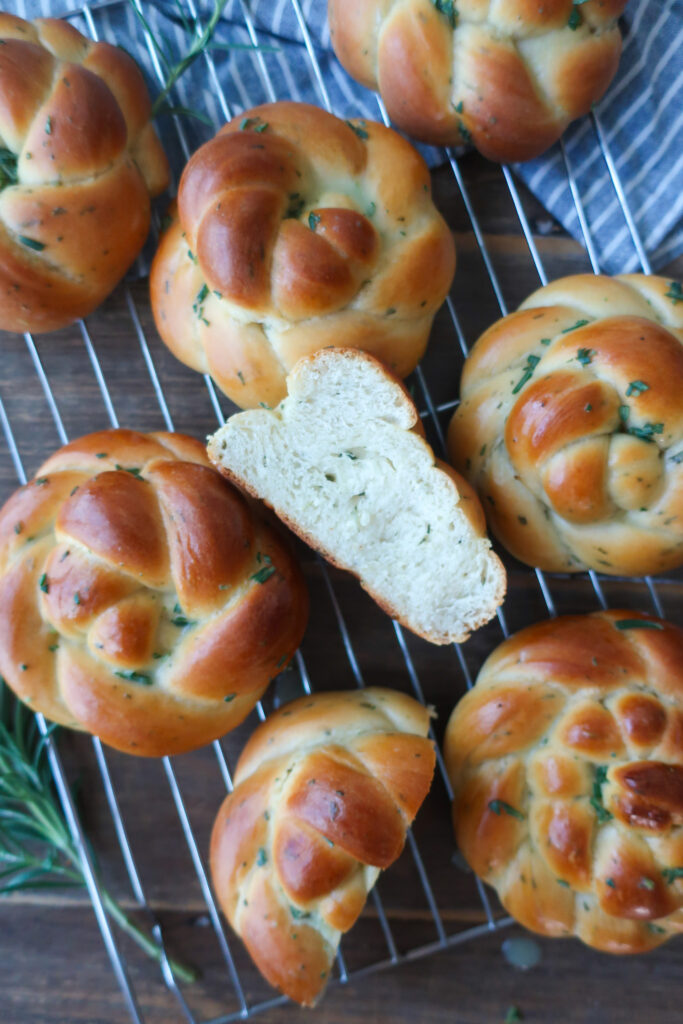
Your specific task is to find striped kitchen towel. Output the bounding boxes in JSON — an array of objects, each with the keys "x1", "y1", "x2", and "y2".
[
  {"x1": 18, "y1": 0, "x2": 683, "y2": 276},
  {"x1": 517, "y1": 0, "x2": 683, "y2": 274}
]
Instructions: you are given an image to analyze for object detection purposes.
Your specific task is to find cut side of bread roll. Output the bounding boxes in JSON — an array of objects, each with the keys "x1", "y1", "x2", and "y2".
[{"x1": 207, "y1": 349, "x2": 506, "y2": 644}]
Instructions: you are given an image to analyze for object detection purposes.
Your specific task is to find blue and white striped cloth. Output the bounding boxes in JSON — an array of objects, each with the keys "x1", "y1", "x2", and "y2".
[
  {"x1": 17, "y1": 0, "x2": 683, "y2": 275},
  {"x1": 519, "y1": 0, "x2": 683, "y2": 273}
]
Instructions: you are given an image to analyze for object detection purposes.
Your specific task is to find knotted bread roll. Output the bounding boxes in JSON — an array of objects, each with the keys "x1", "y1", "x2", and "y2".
[
  {"x1": 0, "y1": 429, "x2": 308, "y2": 756},
  {"x1": 329, "y1": 0, "x2": 627, "y2": 162},
  {"x1": 210, "y1": 688, "x2": 436, "y2": 1005},
  {"x1": 445, "y1": 612, "x2": 683, "y2": 953},
  {"x1": 448, "y1": 274, "x2": 683, "y2": 576},
  {"x1": 150, "y1": 101, "x2": 455, "y2": 409},
  {"x1": 0, "y1": 14, "x2": 169, "y2": 334}
]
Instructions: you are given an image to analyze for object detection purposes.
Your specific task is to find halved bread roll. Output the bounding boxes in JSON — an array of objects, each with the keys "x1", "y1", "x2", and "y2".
[{"x1": 207, "y1": 349, "x2": 505, "y2": 644}]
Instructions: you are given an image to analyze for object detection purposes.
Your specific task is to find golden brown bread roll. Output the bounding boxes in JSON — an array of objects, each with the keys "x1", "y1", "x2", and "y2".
[
  {"x1": 150, "y1": 101, "x2": 455, "y2": 409},
  {"x1": 0, "y1": 429, "x2": 308, "y2": 756},
  {"x1": 210, "y1": 688, "x2": 436, "y2": 1004},
  {"x1": 329, "y1": 0, "x2": 627, "y2": 162},
  {"x1": 444, "y1": 611, "x2": 683, "y2": 953},
  {"x1": 448, "y1": 274, "x2": 683, "y2": 576},
  {"x1": 0, "y1": 13, "x2": 169, "y2": 333}
]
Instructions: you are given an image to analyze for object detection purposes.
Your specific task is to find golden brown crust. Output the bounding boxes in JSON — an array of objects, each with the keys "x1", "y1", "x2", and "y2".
[
  {"x1": 448, "y1": 273, "x2": 683, "y2": 575},
  {"x1": 329, "y1": 0, "x2": 626, "y2": 161},
  {"x1": 150, "y1": 101, "x2": 455, "y2": 409},
  {"x1": 0, "y1": 429, "x2": 308, "y2": 756},
  {"x1": 0, "y1": 15, "x2": 168, "y2": 334},
  {"x1": 210, "y1": 688, "x2": 436, "y2": 1005},
  {"x1": 445, "y1": 612, "x2": 683, "y2": 953}
]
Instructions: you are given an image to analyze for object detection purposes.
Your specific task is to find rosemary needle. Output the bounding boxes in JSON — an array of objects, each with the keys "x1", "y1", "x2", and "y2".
[{"x1": 0, "y1": 682, "x2": 197, "y2": 984}]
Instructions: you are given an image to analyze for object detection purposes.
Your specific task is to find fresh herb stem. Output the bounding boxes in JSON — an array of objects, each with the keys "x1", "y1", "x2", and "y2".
[
  {"x1": 128, "y1": 0, "x2": 276, "y2": 125},
  {"x1": 99, "y1": 889, "x2": 197, "y2": 984},
  {"x1": 0, "y1": 683, "x2": 197, "y2": 984},
  {"x1": 130, "y1": 0, "x2": 227, "y2": 118}
]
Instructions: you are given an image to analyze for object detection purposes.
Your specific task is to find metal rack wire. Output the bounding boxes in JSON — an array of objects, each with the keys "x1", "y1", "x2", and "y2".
[{"x1": 0, "y1": 2, "x2": 676, "y2": 1022}]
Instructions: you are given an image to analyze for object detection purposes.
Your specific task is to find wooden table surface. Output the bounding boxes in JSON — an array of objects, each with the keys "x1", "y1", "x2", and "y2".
[{"x1": 1, "y1": 153, "x2": 681, "y2": 1024}]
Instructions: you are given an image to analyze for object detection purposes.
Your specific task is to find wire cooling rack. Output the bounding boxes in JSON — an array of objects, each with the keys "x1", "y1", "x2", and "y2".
[{"x1": 0, "y1": 2, "x2": 678, "y2": 1022}]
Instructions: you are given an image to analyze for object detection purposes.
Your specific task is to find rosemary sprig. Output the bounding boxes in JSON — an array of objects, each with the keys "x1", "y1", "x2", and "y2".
[
  {"x1": 0, "y1": 682, "x2": 197, "y2": 984},
  {"x1": 131, "y1": 0, "x2": 229, "y2": 119},
  {"x1": 128, "y1": 0, "x2": 276, "y2": 124}
]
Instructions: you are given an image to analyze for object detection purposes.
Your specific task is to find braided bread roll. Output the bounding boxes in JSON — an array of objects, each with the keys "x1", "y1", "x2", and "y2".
[
  {"x1": 329, "y1": 0, "x2": 627, "y2": 162},
  {"x1": 444, "y1": 612, "x2": 683, "y2": 953},
  {"x1": 150, "y1": 101, "x2": 456, "y2": 410},
  {"x1": 210, "y1": 688, "x2": 436, "y2": 1005},
  {"x1": 448, "y1": 274, "x2": 683, "y2": 575},
  {"x1": 0, "y1": 430, "x2": 308, "y2": 756},
  {"x1": 0, "y1": 14, "x2": 168, "y2": 334}
]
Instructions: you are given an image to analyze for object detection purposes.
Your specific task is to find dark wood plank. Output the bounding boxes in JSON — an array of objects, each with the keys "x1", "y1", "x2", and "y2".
[{"x1": 3, "y1": 903, "x2": 683, "y2": 1024}]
